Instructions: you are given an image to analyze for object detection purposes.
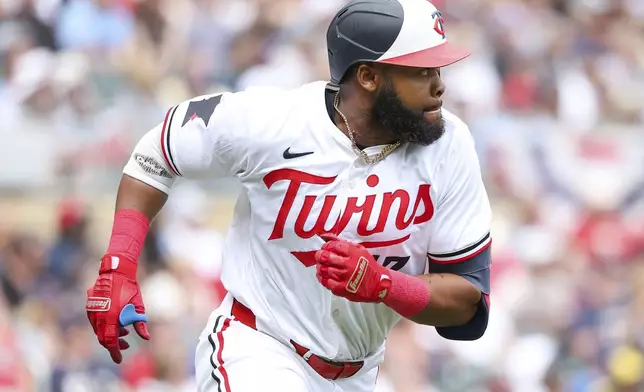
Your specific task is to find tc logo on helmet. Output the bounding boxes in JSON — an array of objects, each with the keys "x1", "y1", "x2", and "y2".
[{"x1": 432, "y1": 11, "x2": 446, "y2": 39}]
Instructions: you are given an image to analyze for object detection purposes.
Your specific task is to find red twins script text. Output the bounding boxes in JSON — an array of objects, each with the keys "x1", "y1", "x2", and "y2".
[{"x1": 264, "y1": 169, "x2": 434, "y2": 241}]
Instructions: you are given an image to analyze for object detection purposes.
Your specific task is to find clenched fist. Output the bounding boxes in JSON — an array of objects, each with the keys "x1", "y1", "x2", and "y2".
[
  {"x1": 86, "y1": 254, "x2": 150, "y2": 364},
  {"x1": 314, "y1": 234, "x2": 392, "y2": 303}
]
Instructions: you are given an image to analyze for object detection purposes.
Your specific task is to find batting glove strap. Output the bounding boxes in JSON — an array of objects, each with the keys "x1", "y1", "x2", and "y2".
[{"x1": 98, "y1": 254, "x2": 137, "y2": 279}]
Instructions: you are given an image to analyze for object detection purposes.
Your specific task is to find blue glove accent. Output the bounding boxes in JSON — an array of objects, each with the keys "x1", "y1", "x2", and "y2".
[{"x1": 119, "y1": 304, "x2": 148, "y2": 327}]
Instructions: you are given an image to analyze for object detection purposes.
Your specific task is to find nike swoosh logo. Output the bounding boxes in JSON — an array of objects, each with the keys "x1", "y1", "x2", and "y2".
[{"x1": 283, "y1": 147, "x2": 314, "y2": 160}]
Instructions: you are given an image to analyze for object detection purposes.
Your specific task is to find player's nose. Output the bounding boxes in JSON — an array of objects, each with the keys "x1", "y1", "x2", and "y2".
[{"x1": 433, "y1": 76, "x2": 445, "y2": 99}]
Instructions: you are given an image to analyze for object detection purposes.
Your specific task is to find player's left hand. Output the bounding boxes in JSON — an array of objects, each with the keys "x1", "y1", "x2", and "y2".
[{"x1": 315, "y1": 234, "x2": 391, "y2": 303}]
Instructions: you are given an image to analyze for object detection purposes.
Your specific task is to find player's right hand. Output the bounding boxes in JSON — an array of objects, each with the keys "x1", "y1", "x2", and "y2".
[
  {"x1": 315, "y1": 234, "x2": 392, "y2": 304},
  {"x1": 86, "y1": 254, "x2": 150, "y2": 364}
]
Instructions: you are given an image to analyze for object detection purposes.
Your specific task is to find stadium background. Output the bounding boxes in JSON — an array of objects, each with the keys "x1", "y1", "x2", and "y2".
[{"x1": 0, "y1": 0, "x2": 643, "y2": 391}]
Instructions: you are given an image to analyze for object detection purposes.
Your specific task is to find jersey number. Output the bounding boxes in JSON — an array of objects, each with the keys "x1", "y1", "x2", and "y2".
[{"x1": 373, "y1": 255, "x2": 410, "y2": 271}]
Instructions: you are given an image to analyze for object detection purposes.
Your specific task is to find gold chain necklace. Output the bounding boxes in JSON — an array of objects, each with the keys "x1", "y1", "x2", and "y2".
[{"x1": 333, "y1": 92, "x2": 401, "y2": 165}]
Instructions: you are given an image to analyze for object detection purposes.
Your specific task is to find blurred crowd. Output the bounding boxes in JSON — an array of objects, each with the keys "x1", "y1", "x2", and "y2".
[{"x1": 0, "y1": 0, "x2": 643, "y2": 391}]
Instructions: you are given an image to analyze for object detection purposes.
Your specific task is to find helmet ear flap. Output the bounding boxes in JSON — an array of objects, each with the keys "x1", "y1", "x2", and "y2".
[{"x1": 337, "y1": 63, "x2": 362, "y2": 86}]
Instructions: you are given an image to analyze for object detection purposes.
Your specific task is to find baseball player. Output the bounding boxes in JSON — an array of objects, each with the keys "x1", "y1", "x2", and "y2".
[{"x1": 86, "y1": 0, "x2": 492, "y2": 391}]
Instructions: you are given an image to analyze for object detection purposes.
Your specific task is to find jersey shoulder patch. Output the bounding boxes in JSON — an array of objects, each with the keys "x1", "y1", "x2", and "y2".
[
  {"x1": 180, "y1": 94, "x2": 222, "y2": 127},
  {"x1": 167, "y1": 86, "x2": 294, "y2": 132}
]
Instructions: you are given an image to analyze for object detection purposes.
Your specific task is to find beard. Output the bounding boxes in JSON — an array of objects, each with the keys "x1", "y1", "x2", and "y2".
[{"x1": 370, "y1": 82, "x2": 445, "y2": 146}]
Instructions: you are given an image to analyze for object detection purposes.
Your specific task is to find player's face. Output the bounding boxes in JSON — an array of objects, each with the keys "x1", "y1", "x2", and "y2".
[{"x1": 371, "y1": 65, "x2": 445, "y2": 146}]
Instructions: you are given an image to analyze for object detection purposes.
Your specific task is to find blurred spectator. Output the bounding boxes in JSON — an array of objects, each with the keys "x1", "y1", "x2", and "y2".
[
  {"x1": 0, "y1": 0, "x2": 642, "y2": 391},
  {"x1": 55, "y1": 0, "x2": 134, "y2": 52},
  {"x1": 49, "y1": 317, "x2": 121, "y2": 392},
  {"x1": 47, "y1": 198, "x2": 91, "y2": 287}
]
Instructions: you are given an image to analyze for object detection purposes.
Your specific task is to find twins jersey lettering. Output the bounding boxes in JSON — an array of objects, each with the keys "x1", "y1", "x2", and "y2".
[{"x1": 123, "y1": 81, "x2": 492, "y2": 364}]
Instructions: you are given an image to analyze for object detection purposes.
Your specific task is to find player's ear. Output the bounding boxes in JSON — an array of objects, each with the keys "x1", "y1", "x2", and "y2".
[{"x1": 355, "y1": 64, "x2": 379, "y2": 93}]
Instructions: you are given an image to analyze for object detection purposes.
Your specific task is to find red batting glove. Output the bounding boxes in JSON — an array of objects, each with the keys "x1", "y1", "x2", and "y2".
[
  {"x1": 86, "y1": 254, "x2": 150, "y2": 364},
  {"x1": 314, "y1": 234, "x2": 392, "y2": 303}
]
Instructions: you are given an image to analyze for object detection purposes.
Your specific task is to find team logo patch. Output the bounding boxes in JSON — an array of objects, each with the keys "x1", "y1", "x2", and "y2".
[
  {"x1": 346, "y1": 256, "x2": 369, "y2": 294},
  {"x1": 135, "y1": 154, "x2": 172, "y2": 178},
  {"x1": 181, "y1": 95, "x2": 222, "y2": 126},
  {"x1": 86, "y1": 297, "x2": 111, "y2": 312}
]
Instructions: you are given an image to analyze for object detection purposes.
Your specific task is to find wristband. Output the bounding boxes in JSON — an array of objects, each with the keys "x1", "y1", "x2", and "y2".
[
  {"x1": 382, "y1": 270, "x2": 431, "y2": 319},
  {"x1": 106, "y1": 209, "x2": 150, "y2": 262}
]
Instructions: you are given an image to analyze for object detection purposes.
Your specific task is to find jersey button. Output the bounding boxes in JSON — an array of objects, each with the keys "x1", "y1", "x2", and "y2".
[{"x1": 332, "y1": 309, "x2": 340, "y2": 317}]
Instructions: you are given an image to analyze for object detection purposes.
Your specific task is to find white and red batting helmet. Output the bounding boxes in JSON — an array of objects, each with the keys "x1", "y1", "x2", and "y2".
[{"x1": 326, "y1": 0, "x2": 470, "y2": 84}]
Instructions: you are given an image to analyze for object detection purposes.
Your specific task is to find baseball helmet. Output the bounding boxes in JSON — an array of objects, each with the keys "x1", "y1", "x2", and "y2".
[{"x1": 326, "y1": 0, "x2": 471, "y2": 84}]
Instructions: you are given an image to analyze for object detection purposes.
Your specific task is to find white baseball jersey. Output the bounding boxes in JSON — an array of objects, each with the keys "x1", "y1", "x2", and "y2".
[{"x1": 124, "y1": 81, "x2": 492, "y2": 364}]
